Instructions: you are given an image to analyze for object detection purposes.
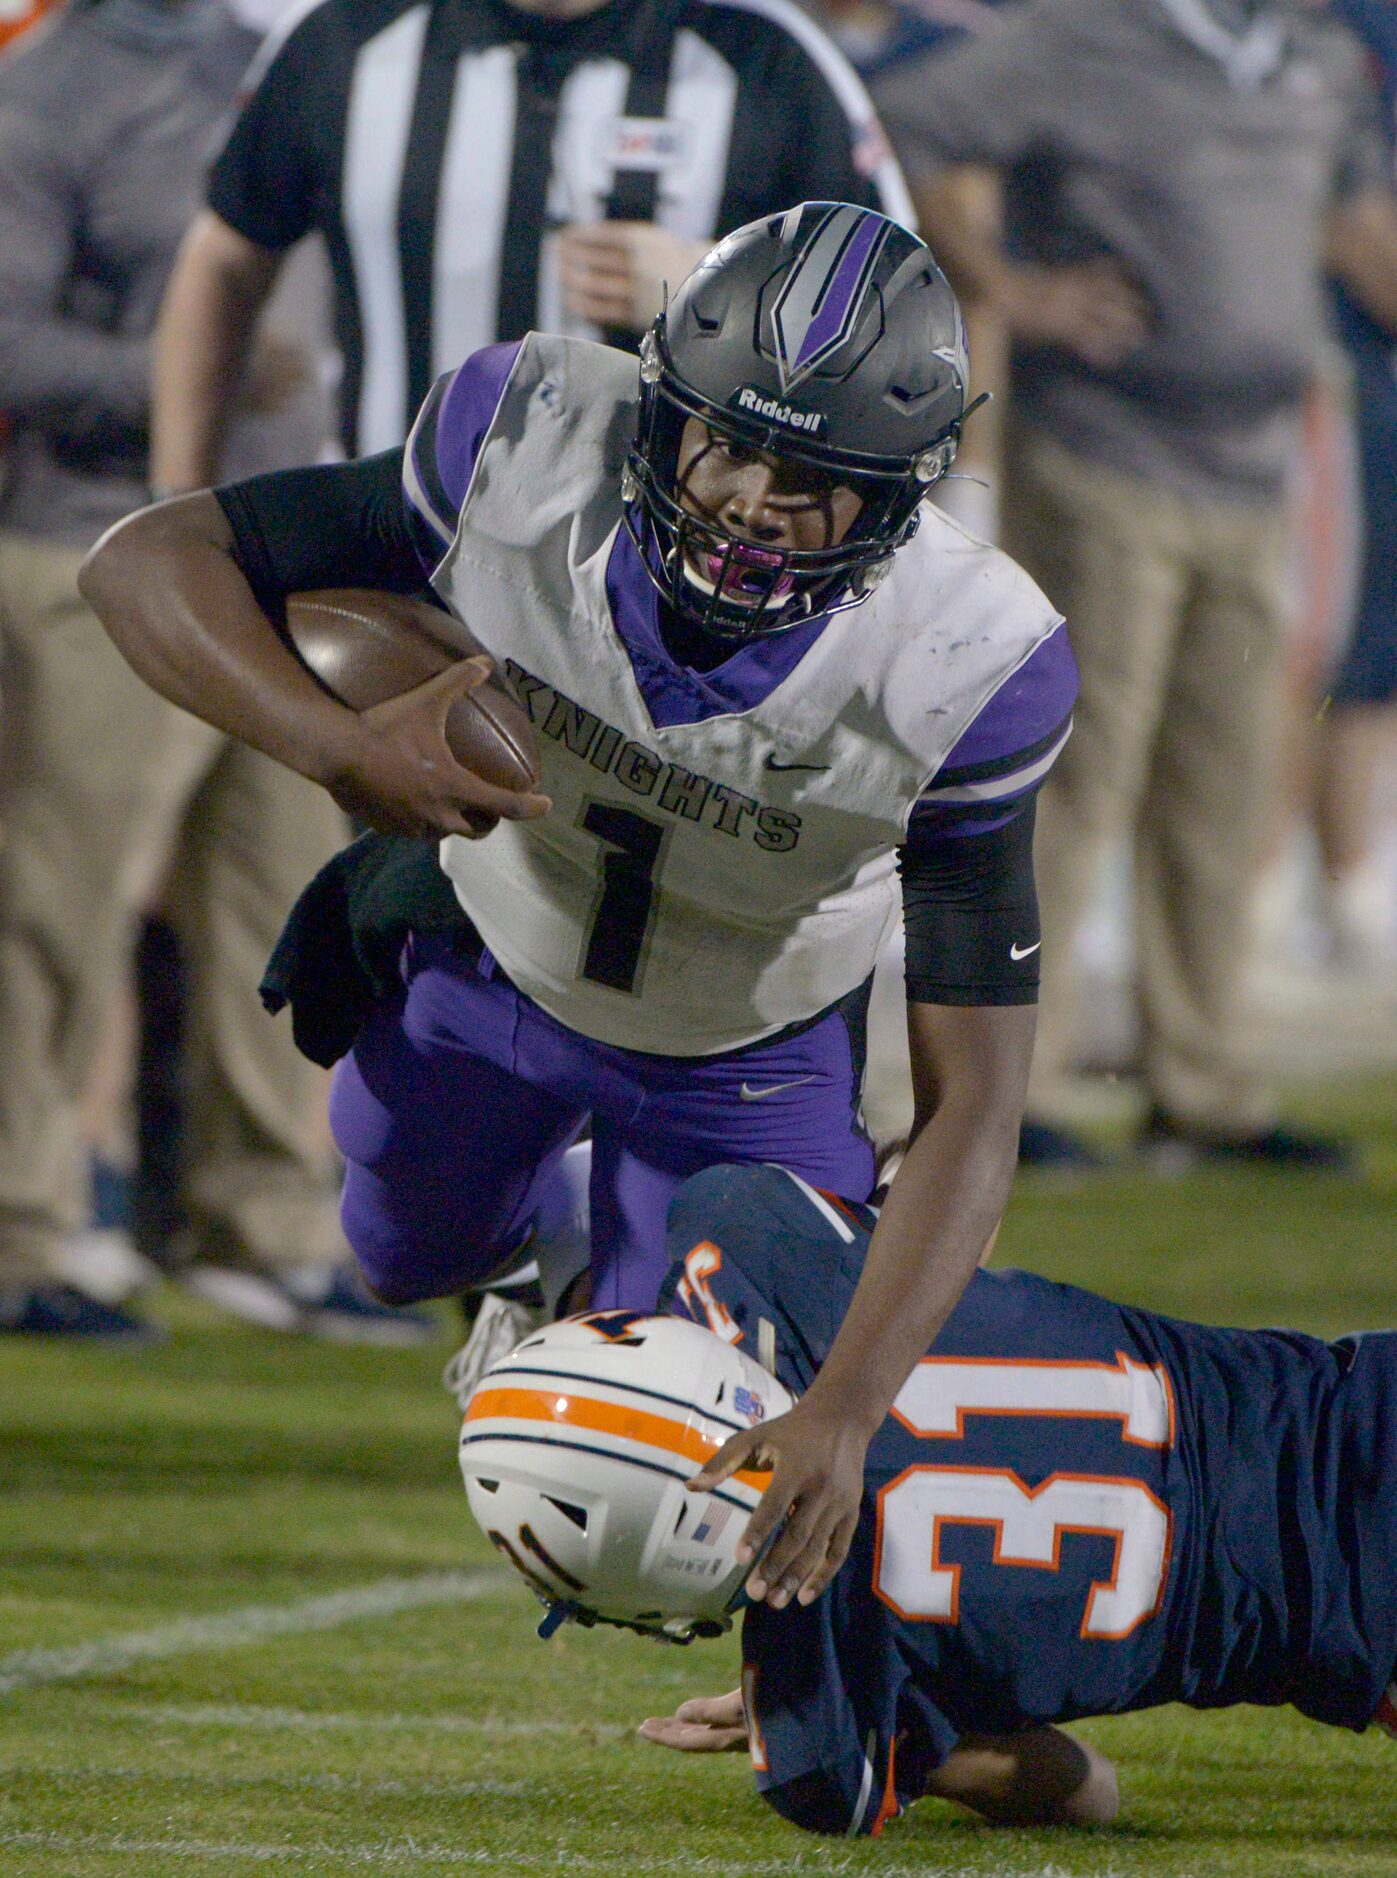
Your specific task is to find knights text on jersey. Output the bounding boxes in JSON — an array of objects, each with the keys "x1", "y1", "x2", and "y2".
[
  {"x1": 208, "y1": 0, "x2": 912, "y2": 455},
  {"x1": 405, "y1": 333, "x2": 1067, "y2": 1055},
  {"x1": 662, "y1": 1164, "x2": 1397, "y2": 1832}
]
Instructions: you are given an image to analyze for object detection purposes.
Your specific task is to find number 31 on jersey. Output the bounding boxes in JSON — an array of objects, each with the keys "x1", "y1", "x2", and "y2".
[{"x1": 874, "y1": 1356, "x2": 1175, "y2": 1641}]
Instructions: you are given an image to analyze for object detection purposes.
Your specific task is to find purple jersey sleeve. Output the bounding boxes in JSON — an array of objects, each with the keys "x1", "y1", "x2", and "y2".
[
  {"x1": 907, "y1": 620, "x2": 1078, "y2": 848},
  {"x1": 401, "y1": 341, "x2": 522, "y2": 576}
]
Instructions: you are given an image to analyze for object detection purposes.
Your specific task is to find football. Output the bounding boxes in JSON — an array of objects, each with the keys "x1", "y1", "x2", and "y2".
[{"x1": 283, "y1": 588, "x2": 541, "y2": 832}]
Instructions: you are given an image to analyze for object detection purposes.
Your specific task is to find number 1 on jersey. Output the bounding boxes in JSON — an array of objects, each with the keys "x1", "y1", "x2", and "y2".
[{"x1": 579, "y1": 801, "x2": 669, "y2": 994}]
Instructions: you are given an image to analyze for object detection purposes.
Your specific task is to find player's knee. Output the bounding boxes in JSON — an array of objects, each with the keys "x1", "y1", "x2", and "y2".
[
  {"x1": 346, "y1": 1236, "x2": 432, "y2": 1307},
  {"x1": 339, "y1": 1158, "x2": 515, "y2": 1303},
  {"x1": 760, "y1": 1770, "x2": 857, "y2": 1836},
  {"x1": 339, "y1": 1186, "x2": 443, "y2": 1305},
  {"x1": 355, "y1": 1262, "x2": 427, "y2": 1308},
  {"x1": 1063, "y1": 1747, "x2": 1119, "y2": 1826}
]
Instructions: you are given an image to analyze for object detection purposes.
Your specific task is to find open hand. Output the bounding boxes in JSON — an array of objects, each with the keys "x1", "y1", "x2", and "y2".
[
  {"x1": 688, "y1": 1398, "x2": 869, "y2": 1609},
  {"x1": 638, "y1": 1689, "x2": 748, "y2": 1754},
  {"x1": 325, "y1": 657, "x2": 551, "y2": 838}
]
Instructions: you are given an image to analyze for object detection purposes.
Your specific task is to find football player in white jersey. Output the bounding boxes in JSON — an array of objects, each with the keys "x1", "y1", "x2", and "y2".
[{"x1": 80, "y1": 202, "x2": 1077, "y2": 1610}]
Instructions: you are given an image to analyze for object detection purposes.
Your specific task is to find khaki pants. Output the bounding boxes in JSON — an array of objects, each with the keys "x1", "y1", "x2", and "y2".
[
  {"x1": 0, "y1": 532, "x2": 349, "y2": 1286},
  {"x1": 1001, "y1": 428, "x2": 1290, "y2": 1135}
]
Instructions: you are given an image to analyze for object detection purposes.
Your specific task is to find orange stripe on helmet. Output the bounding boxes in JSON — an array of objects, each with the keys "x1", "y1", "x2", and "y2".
[{"x1": 464, "y1": 1385, "x2": 772, "y2": 1492}]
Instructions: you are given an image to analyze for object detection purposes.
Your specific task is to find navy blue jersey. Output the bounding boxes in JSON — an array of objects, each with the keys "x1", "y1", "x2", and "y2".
[{"x1": 661, "y1": 1164, "x2": 1397, "y2": 1834}]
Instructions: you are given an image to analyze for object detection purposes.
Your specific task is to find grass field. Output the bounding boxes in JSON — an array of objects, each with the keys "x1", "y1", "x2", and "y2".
[{"x1": 4, "y1": 1072, "x2": 1397, "y2": 1877}]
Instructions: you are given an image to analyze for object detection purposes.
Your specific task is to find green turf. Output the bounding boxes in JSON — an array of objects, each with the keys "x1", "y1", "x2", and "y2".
[{"x1": 3, "y1": 1073, "x2": 1397, "y2": 1875}]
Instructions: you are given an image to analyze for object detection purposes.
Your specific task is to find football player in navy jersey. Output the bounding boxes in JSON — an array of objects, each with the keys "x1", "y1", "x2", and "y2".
[
  {"x1": 79, "y1": 203, "x2": 1076, "y2": 1609},
  {"x1": 637, "y1": 1160, "x2": 1397, "y2": 1833}
]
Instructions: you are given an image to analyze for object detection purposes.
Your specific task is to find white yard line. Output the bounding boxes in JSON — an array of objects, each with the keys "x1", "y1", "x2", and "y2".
[
  {"x1": 20, "y1": 1764, "x2": 530, "y2": 1800},
  {"x1": 122, "y1": 1701, "x2": 629, "y2": 1739},
  {"x1": 0, "y1": 1834, "x2": 1138, "y2": 1876},
  {"x1": 0, "y1": 1570, "x2": 505, "y2": 1696}
]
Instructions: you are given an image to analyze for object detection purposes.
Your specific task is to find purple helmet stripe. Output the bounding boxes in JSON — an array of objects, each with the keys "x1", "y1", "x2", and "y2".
[
  {"x1": 794, "y1": 214, "x2": 883, "y2": 369},
  {"x1": 772, "y1": 206, "x2": 892, "y2": 393}
]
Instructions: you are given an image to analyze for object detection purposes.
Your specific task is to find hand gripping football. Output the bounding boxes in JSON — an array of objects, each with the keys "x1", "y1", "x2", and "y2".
[{"x1": 283, "y1": 588, "x2": 541, "y2": 833}]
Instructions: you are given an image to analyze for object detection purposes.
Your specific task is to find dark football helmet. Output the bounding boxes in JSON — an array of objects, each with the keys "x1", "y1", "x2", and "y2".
[{"x1": 623, "y1": 201, "x2": 979, "y2": 641}]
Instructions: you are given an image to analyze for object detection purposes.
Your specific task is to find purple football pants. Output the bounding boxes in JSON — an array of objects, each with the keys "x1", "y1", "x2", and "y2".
[{"x1": 329, "y1": 933, "x2": 874, "y2": 1311}]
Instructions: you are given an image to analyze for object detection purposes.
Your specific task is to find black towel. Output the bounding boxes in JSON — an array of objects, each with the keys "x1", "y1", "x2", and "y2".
[{"x1": 260, "y1": 831, "x2": 474, "y2": 1067}]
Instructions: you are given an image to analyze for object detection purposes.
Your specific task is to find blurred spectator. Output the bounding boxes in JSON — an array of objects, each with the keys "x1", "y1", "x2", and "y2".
[
  {"x1": 813, "y1": 0, "x2": 1017, "y2": 540},
  {"x1": 1267, "y1": 0, "x2": 1397, "y2": 970},
  {"x1": 819, "y1": 0, "x2": 1008, "y2": 77},
  {"x1": 151, "y1": 0, "x2": 913, "y2": 491},
  {"x1": 0, "y1": 0, "x2": 424, "y2": 1339},
  {"x1": 875, "y1": 0, "x2": 1397, "y2": 1171},
  {"x1": 0, "y1": 0, "x2": 64, "y2": 486}
]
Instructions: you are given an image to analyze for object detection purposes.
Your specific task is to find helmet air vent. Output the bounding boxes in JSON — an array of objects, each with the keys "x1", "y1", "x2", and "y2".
[
  {"x1": 520, "y1": 1523, "x2": 587, "y2": 1593},
  {"x1": 545, "y1": 1496, "x2": 589, "y2": 1531}
]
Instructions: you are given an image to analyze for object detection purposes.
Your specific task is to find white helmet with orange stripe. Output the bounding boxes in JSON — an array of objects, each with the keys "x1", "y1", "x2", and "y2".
[{"x1": 458, "y1": 1310, "x2": 793, "y2": 1642}]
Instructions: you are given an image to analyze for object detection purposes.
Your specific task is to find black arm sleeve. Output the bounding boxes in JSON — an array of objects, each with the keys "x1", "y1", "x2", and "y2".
[
  {"x1": 897, "y1": 796, "x2": 1040, "y2": 1006},
  {"x1": 214, "y1": 449, "x2": 437, "y2": 622}
]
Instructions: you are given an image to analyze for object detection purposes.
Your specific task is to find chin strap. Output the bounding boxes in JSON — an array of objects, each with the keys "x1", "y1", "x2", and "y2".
[
  {"x1": 537, "y1": 1599, "x2": 578, "y2": 1640},
  {"x1": 535, "y1": 1596, "x2": 724, "y2": 1645}
]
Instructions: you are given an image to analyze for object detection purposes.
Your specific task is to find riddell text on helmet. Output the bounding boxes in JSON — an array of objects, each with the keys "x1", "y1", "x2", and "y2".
[{"x1": 732, "y1": 386, "x2": 828, "y2": 436}]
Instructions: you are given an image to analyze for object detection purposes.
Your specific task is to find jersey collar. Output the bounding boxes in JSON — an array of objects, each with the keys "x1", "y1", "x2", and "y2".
[{"x1": 604, "y1": 526, "x2": 832, "y2": 730}]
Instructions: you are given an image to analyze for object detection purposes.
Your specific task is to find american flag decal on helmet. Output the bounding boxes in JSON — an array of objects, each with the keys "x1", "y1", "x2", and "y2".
[
  {"x1": 771, "y1": 206, "x2": 892, "y2": 395},
  {"x1": 692, "y1": 1501, "x2": 733, "y2": 1547}
]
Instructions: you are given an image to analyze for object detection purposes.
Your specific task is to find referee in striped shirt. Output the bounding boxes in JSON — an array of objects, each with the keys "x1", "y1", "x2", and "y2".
[{"x1": 152, "y1": 0, "x2": 914, "y2": 482}]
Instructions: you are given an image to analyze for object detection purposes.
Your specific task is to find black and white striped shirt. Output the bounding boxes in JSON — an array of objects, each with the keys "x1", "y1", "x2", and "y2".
[{"x1": 210, "y1": 0, "x2": 913, "y2": 456}]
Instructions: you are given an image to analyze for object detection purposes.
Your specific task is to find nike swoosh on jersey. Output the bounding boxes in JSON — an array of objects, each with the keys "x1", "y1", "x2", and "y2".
[
  {"x1": 763, "y1": 756, "x2": 831, "y2": 773},
  {"x1": 1009, "y1": 940, "x2": 1042, "y2": 961},
  {"x1": 738, "y1": 1076, "x2": 816, "y2": 1101}
]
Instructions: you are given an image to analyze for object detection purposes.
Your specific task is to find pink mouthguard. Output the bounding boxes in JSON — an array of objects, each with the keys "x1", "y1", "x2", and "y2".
[{"x1": 705, "y1": 540, "x2": 795, "y2": 605}]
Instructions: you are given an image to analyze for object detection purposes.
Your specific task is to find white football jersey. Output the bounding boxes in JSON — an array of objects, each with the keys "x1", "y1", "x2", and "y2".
[{"x1": 423, "y1": 334, "x2": 1061, "y2": 1056}]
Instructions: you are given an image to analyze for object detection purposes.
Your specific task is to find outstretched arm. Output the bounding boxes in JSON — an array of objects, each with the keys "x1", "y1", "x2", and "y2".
[
  {"x1": 691, "y1": 997, "x2": 1035, "y2": 1606},
  {"x1": 689, "y1": 758, "x2": 1059, "y2": 1608}
]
